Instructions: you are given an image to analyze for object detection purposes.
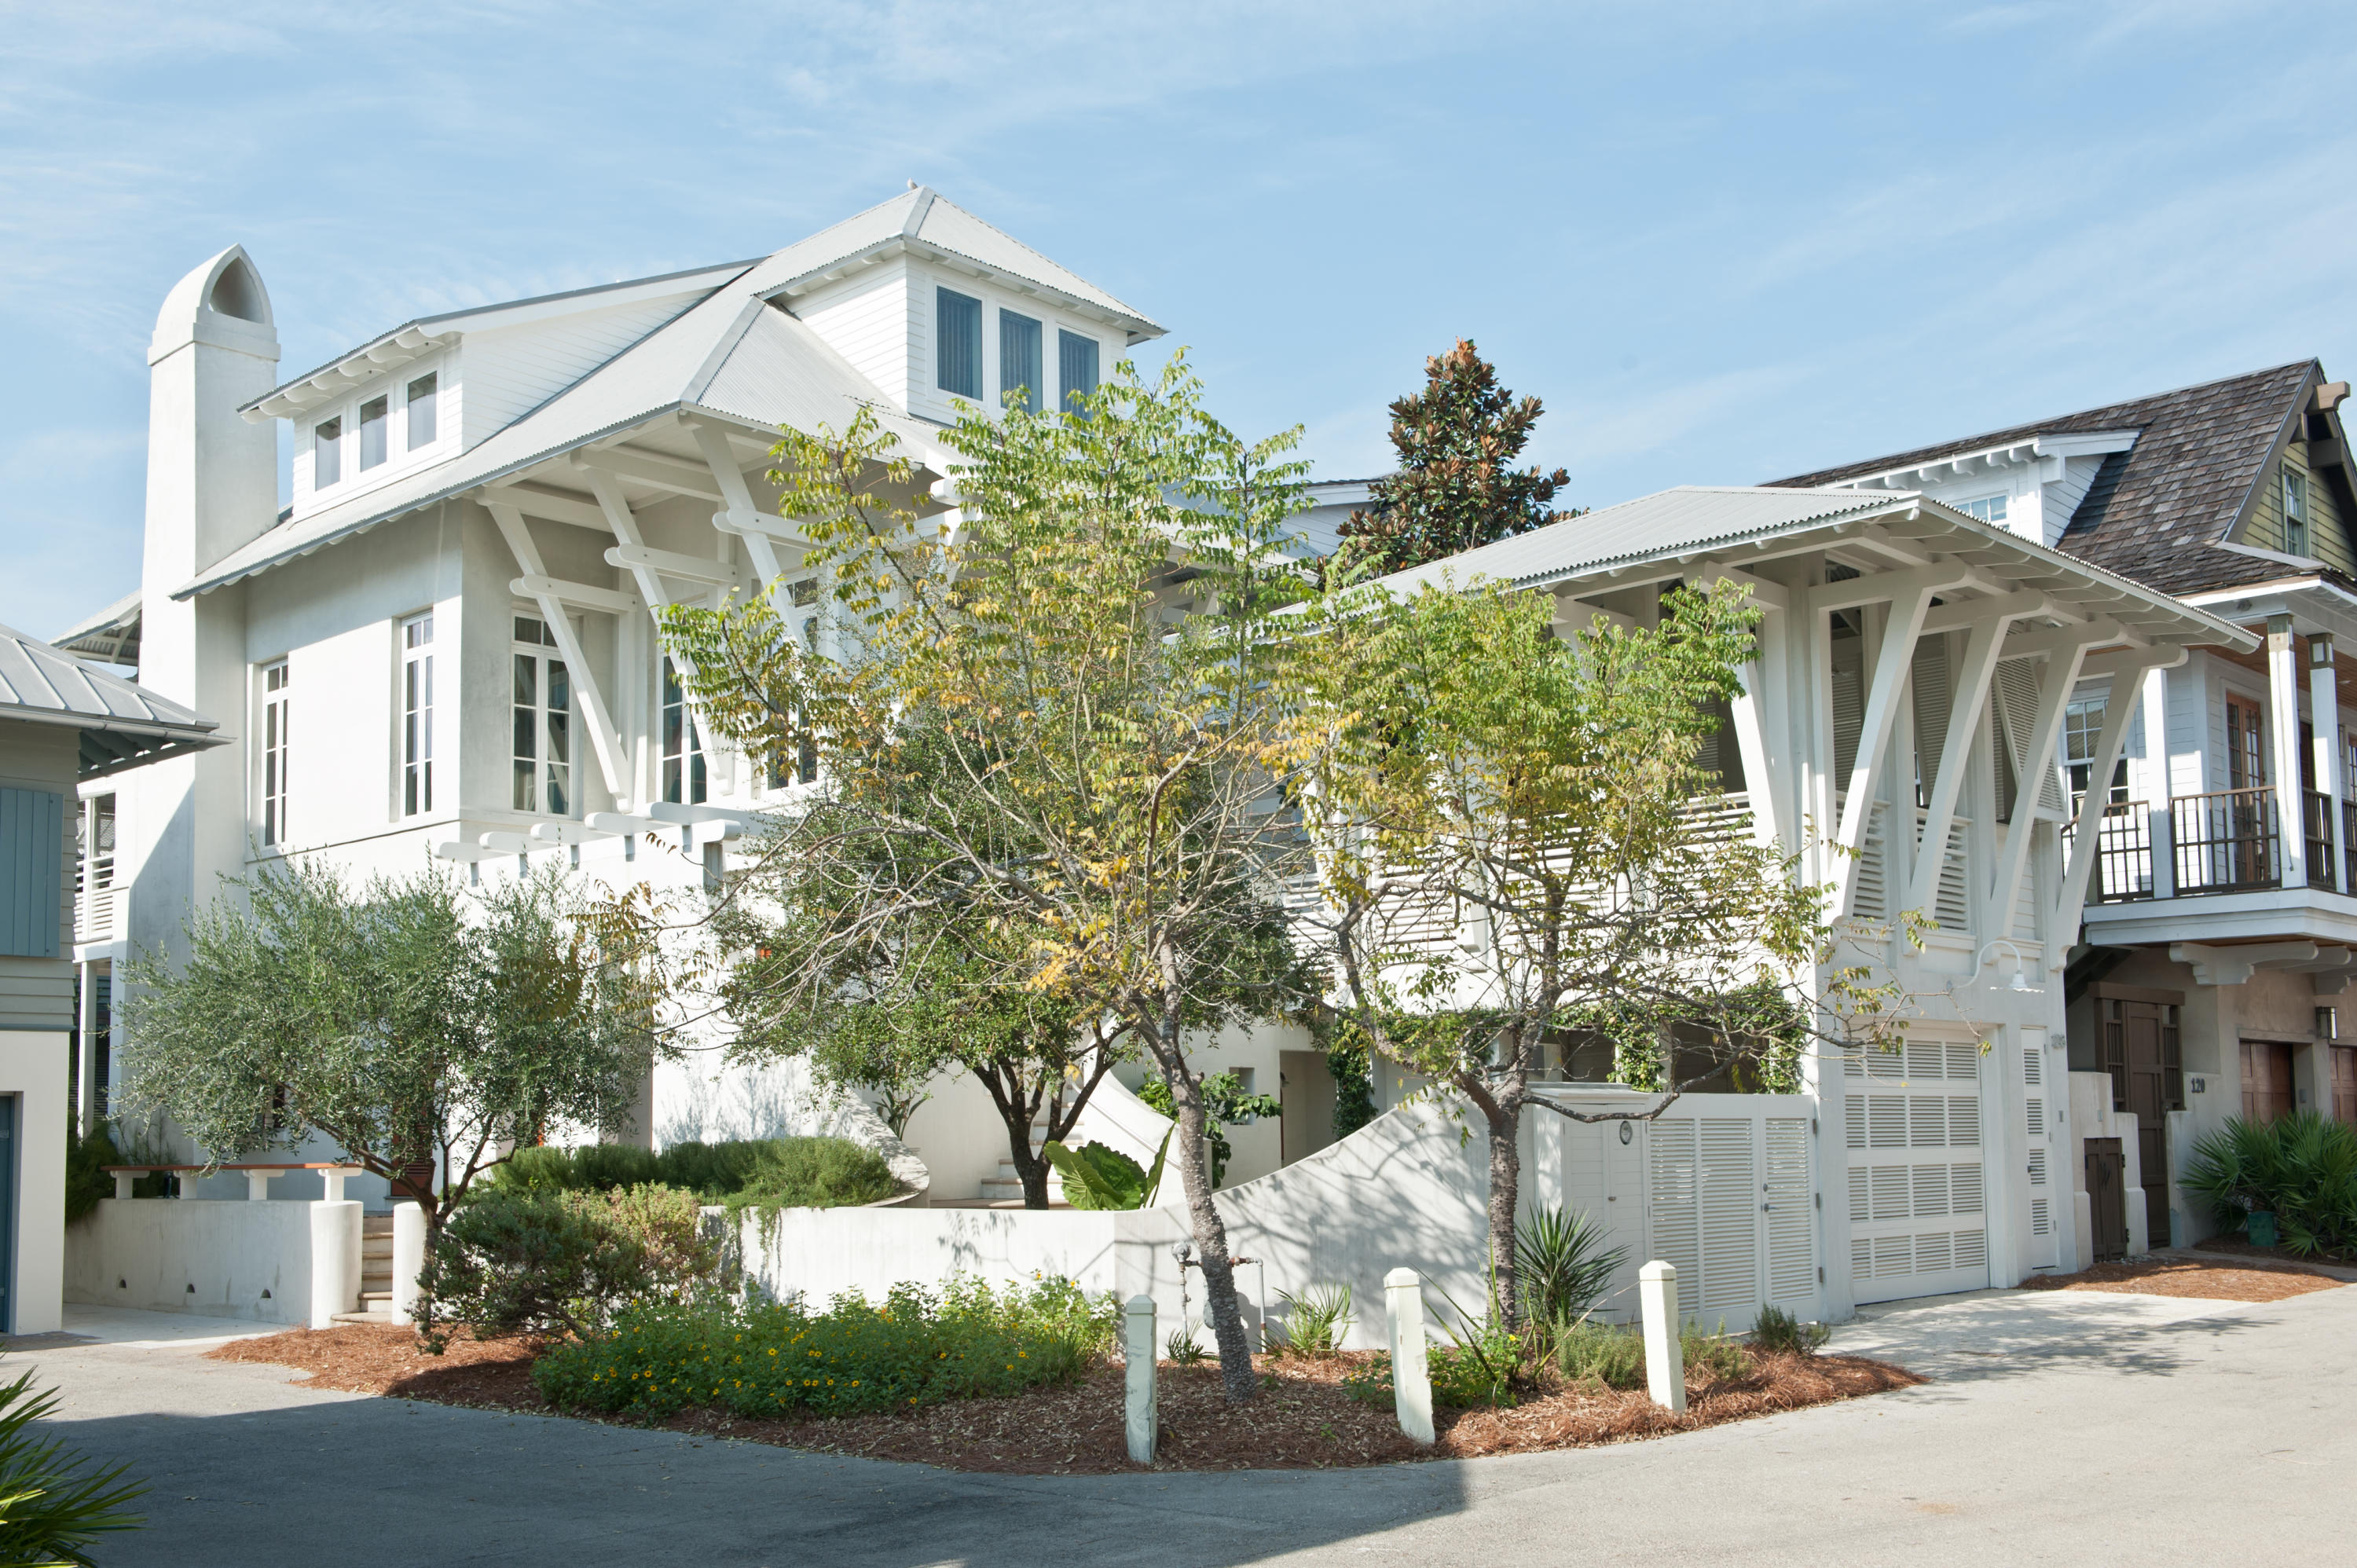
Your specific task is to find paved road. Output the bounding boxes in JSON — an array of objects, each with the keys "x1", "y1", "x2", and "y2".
[{"x1": 20, "y1": 1285, "x2": 2356, "y2": 1566}]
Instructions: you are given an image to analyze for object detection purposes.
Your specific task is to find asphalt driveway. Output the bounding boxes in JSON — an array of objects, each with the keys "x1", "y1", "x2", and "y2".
[{"x1": 19, "y1": 1283, "x2": 2356, "y2": 1566}]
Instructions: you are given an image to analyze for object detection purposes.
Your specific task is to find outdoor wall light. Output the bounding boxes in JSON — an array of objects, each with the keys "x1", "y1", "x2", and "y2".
[{"x1": 1973, "y1": 939, "x2": 2044, "y2": 995}]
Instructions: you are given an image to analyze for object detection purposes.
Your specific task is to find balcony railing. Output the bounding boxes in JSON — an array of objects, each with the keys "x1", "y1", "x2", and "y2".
[
  {"x1": 2172, "y1": 786, "x2": 2280, "y2": 895},
  {"x1": 2091, "y1": 800, "x2": 2154, "y2": 903},
  {"x1": 2344, "y1": 799, "x2": 2357, "y2": 897},
  {"x1": 2307, "y1": 791, "x2": 2340, "y2": 892},
  {"x1": 73, "y1": 882, "x2": 115, "y2": 944}
]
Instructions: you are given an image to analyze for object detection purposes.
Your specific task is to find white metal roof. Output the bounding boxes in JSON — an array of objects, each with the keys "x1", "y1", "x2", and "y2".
[{"x1": 0, "y1": 622, "x2": 222, "y2": 778}]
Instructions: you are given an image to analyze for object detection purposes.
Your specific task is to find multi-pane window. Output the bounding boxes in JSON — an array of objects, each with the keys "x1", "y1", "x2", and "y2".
[
  {"x1": 406, "y1": 372, "x2": 438, "y2": 449},
  {"x1": 511, "y1": 616, "x2": 574, "y2": 815},
  {"x1": 2285, "y1": 471, "x2": 2311, "y2": 558},
  {"x1": 937, "y1": 288, "x2": 982, "y2": 401},
  {"x1": 313, "y1": 418, "x2": 342, "y2": 488},
  {"x1": 999, "y1": 310, "x2": 1043, "y2": 414},
  {"x1": 1058, "y1": 329, "x2": 1098, "y2": 415},
  {"x1": 1958, "y1": 494, "x2": 2008, "y2": 525},
  {"x1": 401, "y1": 612, "x2": 434, "y2": 815},
  {"x1": 75, "y1": 793, "x2": 115, "y2": 897},
  {"x1": 662, "y1": 656, "x2": 706, "y2": 806},
  {"x1": 358, "y1": 395, "x2": 389, "y2": 471},
  {"x1": 262, "y1": 661, "x2": 290, "y2": 846},
  {"x1": 2062, "y1": 695, "x2": 2128, "y2": 813},
  {"x1": 2226, "y1": 695, "x2": 2267, "y2": 789}
]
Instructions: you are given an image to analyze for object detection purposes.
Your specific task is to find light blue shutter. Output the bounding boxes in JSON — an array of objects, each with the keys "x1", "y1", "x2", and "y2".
[
  {"x1": 999, "y1": 310, "x2": 1043, "y2": 414},
  {"x1": 1059, "y1": 330, "x2": 1098, "y2": 415},
  {"x1": 0, "y1": 789, "x2": 64, "y2": 958},
  {"x1": 936, "y1": 289, "x2": 982, "y2": 400}
]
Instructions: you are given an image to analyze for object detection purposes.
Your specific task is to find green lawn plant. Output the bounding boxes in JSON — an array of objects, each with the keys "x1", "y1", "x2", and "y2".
[
  {"x1": 2181, "y1": 1112, "x2": 2357, "y2": 1258},
  {"x1": 1274, "y1": 1283, "x2": 1352, "y2": 1357},
  {"x1": 0, "y1": 1365, "x2": 144, "y2": 1566},
  {"x1": 1548, "y1": 1317, "x2": 1647, "y2": 1390},
  {"x1": 533, "y1": 1275, "x2": 1115, "y2": 1420},
  {"x1": 491, "y1": 1137, "x2": 903, "y2": 1211},
  {"x1": 1750, "y1": 1303, "x2": 1830, "y2": 1357}
]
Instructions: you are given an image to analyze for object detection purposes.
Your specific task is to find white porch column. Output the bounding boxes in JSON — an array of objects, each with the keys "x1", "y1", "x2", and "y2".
[
  {"x1": 75, "y1": 962, "x2": 100, "y2": 1134},
  {"x1": 2143, "y1": 667, "x2": 2175, "y2": 899},
  {"x1": 2310, "y1": 632, "x2": 2344, "y2": 893},
  {"x1": 2267, "y1": 617, "x2": 2307, "y2": 887}
]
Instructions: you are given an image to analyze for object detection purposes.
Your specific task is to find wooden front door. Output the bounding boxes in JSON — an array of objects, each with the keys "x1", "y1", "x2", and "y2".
[
  {"x1": 2330, "y1": 1045, "x2": 2357, "y2": 1126},
  {"x1": 2113, "y1": 1002, "x2": 2176, "y2": 1244},
  {"x1": 2242, "y1": 1040, "x2": 2297, "y2": 1122},
  {"x1": 2084, "y1": 1138, "x2": 2127, "y2": 1262}
]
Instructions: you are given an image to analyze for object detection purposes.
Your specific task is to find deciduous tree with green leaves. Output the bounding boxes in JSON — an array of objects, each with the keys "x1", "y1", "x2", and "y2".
[
  {"x1": 658, "y1": 357, "x2": 1321, "y2": 1401},
  {"x1": 122, "y1": 864, "x2": 659, "y2": 1240},
  {"x1": 1295, "y1": 576, "x2": 1909, "y2": 1331},
  {"x1": 1329, "y1": 339, "x2": 1575, "y2": 581}
]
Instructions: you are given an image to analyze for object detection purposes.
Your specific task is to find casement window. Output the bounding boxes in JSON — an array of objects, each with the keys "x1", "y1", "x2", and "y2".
[
  {"x1": 999, "y1": 310, "x2": 1043, "y2": 415},
  {"x1": 2226, "y1": 694, "x2": 2267, "y2": 789},
  {"x1": 662, "y1": 656, "x2": 706, "y2": 806},
  {"x1": 2285, "y1": 471, "x2": 2311, "y2": 558},
  {"x1": 313, "y1": 418, "x2": 342, "y2": 488},
  {"x1": 1958, "y1": 494, "x2": 2007, "y2": 525},
  {"x1": 511, "y1": 615, "x2": 574, "y2": 815},
  {"x1": 262, "y1": 661, "x2": 290, "y2": 846},
  {"x1": 401, "y1": 612, "x2": 434, "y2": 815},
  {"x1": 2062, "y1": 694, "x2": 2128, "y2": 813},
  {"x1": 1058, "y1": 330, "x2": 1098, "y2": 415},
  {"x1": 358, "y1": 395, "x2": 389, "y2": 471},
  {"x1": 937, "y1": 288, "x2": 983, "y2": 401},
  {"x1": 406, "y1": 372, "x2": 438, "y2": 449}
]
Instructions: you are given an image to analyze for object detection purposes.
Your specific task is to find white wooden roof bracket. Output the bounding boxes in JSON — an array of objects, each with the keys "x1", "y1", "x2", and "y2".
[{"x1": 485, "y1": 496, "x2": 629, "y2": 800}]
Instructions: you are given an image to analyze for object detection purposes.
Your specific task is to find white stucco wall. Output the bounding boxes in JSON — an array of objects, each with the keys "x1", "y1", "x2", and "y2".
[
  {"x1": 0, "y1": 1031, "x2": 68, "y2": 1334},
  {"x1": 66, "y1": 1197, "x2": 361, "y2": 1328}
]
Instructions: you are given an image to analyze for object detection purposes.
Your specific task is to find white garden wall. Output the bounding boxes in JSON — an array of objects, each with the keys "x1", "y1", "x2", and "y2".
[{"x1": 66, "y1": 1199, "x2": 361, "y2": 1328}]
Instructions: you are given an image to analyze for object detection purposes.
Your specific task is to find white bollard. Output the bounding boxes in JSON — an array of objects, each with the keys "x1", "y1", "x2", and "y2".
[
  {"x1": 1384, "y1": 1267, "x2": 1435, "y2": 1445},
  {"x1": 1639, "y1": 1260, "x2": 1687, "y2": 1413},
  {"x1": 390, "y1": 1200, "x2": 428, "y2": 1327},
  {"x1": 1123, "y1": 1295, "x2": 1158, "y2": 1464}
]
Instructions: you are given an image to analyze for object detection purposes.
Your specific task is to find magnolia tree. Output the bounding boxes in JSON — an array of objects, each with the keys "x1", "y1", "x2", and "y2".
[
  {"x1": 122, "y1": 863, "x2": 658, "y2": 1236},
  {"x1": 660, "y1": 360, "x2": 1320, "y2": 1401},
  {"x1": 1295, "y1": 576, "x2": 1912, "y2": 1331}
]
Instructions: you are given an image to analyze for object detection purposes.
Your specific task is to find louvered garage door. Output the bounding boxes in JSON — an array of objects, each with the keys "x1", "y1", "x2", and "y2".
[
  {"x1": 1647, "y1": 1110, "x2": 1818, "y2": 1332},
  {"x1": 1845, "y1": 1038, "x2": 1989, "y2": 1303}
]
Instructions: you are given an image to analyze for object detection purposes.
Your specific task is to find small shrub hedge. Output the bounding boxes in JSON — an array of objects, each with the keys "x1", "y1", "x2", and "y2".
[
  {"x1": 493, "y1": 1137, "x2": 903, "y2": 1210},
  {"x1": 533, "y1": 1276, "x2": 1117, "y2": 1420},
  {"x1": 425, "y1": 1183, "x2": 717, "y2": 1340},
  {"x1": 2181, "y1": 1112, "x2": 2357, "y2": 1258}
]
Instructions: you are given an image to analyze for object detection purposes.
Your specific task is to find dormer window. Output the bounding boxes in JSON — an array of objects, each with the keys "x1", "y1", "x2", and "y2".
[
  {"x1": 2286, "y1": 471, "x2": 2311, "y2": 558},
  {"x1": 937, "y1": 288, "x2": 982, "y2": 401},
  {"x1": 1059, "y1": 330, "x2": 1098, "y2": 415},
  {"x1": 1000, "y1": 310, "x2": 1043, "y2": 415},
  {"x1": 407, "y1": 372, "x2": 438, "y2": 449},
  {"x1": 313, "y1": 417, "x2": 342, "y2": 488},
  {"x1": 1959, "y1": 494, "x2": 2007, "y2": 525},
  {"x1": 358, "y1": 395, "x2": 389, "y2": 471}
]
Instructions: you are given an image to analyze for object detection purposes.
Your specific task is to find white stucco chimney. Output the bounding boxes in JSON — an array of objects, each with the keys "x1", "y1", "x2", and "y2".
[{"x1": 130, "y1": 247, "x2": 281, "y2": 967}]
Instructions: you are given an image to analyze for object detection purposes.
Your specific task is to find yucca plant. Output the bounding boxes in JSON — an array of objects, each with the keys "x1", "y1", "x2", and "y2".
[
  {"x1": 1274, "y1": 1283, "x2": 1352, "y2": 1356},
  {"x1": 2182, "y1": 1113, "x2": 2357, "y2": 1259},
  {"x1": 1514, "y1": 1206, "x2": 1628, "y2": 1327},
  {"x1": 0, "y1": 1366, "x2": 143, "y2": 1566}
]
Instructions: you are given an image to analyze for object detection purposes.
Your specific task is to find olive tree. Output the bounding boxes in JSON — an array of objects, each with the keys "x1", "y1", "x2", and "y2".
[{"x1": 121, "y1": 863, "x2": 658, "y2": 1236}]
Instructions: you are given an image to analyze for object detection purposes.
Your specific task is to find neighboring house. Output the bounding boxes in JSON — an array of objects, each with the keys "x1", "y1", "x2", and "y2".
[
  {"x1": 0, "y1": 622, "x2": 218, "y2": 1332},
  {"x1": 63, "y1": 188, "x2": 1322, "y2": 1206},
  {"x1": 1770, "y1": 361, "x2": 2357, "y2": 1247}
]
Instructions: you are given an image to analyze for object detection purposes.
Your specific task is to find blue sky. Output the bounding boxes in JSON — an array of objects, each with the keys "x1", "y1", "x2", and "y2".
[{"x1": 5, "y1": 2, "x2": 2355, "y2": 641}]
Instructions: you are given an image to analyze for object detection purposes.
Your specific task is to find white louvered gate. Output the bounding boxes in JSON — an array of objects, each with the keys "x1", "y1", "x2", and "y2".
[
  {"x1": 1643, "y1": 1104, "x2": 1819, "y2": 1332},
  {"x1": 1845, "y1": 1038, "x2": 1990, "y2": 1303},
  {"x1": 2023, "y1": 1039, "x2": 2058, "y2": 1270}
]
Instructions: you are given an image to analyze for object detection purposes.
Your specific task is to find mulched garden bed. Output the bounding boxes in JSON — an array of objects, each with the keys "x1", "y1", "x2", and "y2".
[
  {"x1": 211, "y1": 1327, "x2": 1919, "y2": 1474},
  {"x1": 2018, "y1": 1256, "x2": 2344, "y2": 1303}
]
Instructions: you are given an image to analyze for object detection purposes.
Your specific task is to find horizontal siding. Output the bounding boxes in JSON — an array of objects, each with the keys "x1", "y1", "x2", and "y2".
[
  {"x1": 796, "y1": 261, "x2": 910, "y2": 410},
  {"x1": 2041, "y1": 458, "x2": 2104, "y2": 547},
  {"x1": 460, "y1": 293, "x2": 709, "y2": 446},
  {"x1": 0, "y1": 960, "x2": 73, "y2": 1033},
  {"x1": 2242, "y1": 449, "x2": 2354, "y2": 575}
]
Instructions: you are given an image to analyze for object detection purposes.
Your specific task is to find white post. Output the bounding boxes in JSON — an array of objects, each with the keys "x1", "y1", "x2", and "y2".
[
  {"x1": 112, "y1": 1171, "x2": 133, "y2": 1201},
  {"x1": 390, "y1": 1200, "x2": 427, "y2": 1328},
  {"x1": 1123, "y1": 1295, "x2": 1158, "y2": 1464},
  {"x1": 175, "y1": 1168, "x2": 197, "y2": 1200},
  {"x1": 2311, "y1": 633, "x2": 2343, "y2": 892},
  {"x1": 2267, "y1": 616, "x2": 2306, "y2": 887},
  {"x1": 244, "y1": 1170, "x2": 271, "y2": 1202},
  {"x1": 321, "y1": 1167, "x2": 348, "y2": 1203},
  {"x1": 1639, "y1": 1260, "x2": 1688, "y2": 1413},
  {"x1": 309, "y1": 1198, "x2": 362, "y2": 1329},
  {"x1": 1384, "y1": 1267, "x2": 1435, "y2": 1445}
]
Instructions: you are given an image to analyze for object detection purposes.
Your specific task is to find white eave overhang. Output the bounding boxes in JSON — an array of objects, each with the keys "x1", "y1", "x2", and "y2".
[
  {"x1": 1830, "y1": 430, "x2": 2140, "y2": 493},
  {"x1": 764, "y1": 236, "x2": 1166, "y2": 346},
  {"x1": 244, "y1": 324, "x2": 456, "y2": 421}
]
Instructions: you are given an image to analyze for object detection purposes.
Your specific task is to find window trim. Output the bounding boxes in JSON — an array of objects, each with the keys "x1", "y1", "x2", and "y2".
[
  {"x1": 260, "y1": 660, "x2": 290, "y2": 848},
  {"x1": 937, "y1": 287, "x2": 984, "y2": 401},
  {"x1": 511, "y1": 612, "x2": 577, "y2": 818},
  {"x1": 399, "y1": 610, "x2": 434, "y2": 818}
]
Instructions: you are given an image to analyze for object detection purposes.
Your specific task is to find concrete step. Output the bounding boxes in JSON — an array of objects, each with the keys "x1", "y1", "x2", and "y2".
[{"x1": 332, "y1": 1306, "x2": 396, "y2": 1326}]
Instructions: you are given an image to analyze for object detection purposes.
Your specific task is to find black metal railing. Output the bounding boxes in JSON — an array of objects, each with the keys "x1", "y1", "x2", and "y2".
[
  {"x1": 2091, "y1": 800, "x2": 2154, "y2": 903},
  {"x1": 2344, "y1": 799, "x2": 2357, "y2": 896},
  {"x1": 2307, "y1": 791, "x2": 2340, "y2": 891},
  {"x1": 2172, "y1": 786, "x2": 2280, "y2": 894}
]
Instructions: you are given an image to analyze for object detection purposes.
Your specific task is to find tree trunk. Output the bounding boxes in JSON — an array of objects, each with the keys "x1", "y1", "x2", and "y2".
[
  {"x1": 1013, "y1": 1144, "x2": 1054, "y2": 1208},
  {"x1": 1484, "y1": 1098, "x2": 1523, "y2": 1333},
  {"x1": 1167, "y1": 1072, "x2": 1259, "y2": 1401}
]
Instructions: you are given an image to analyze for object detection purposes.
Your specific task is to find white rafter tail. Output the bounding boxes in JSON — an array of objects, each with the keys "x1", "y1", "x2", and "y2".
[
  {"x1": 434, "y1": 840, "x2": 500, "y2": 863},
  {"x1": 477, "y1": 830, "x2": 536, "y2": 855}
]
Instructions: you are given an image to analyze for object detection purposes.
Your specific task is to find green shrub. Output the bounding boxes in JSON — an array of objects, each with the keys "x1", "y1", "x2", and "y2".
[
  {"x1": 728, "y1": 1138, "x2": 903, "y2": 1211},
  {"x1": 1750, "y1": 1304, "x2": 1830, "y2": 1357},
  {"x1": 491, "y1": 1145, "x2": 580, "y2": 1195},
  {"x1": 64, "y1": 1127, "x2": 122, "y2": 1226},
  {"x1": 1515, "y1": 1206, "x2": 1626, "y2": 1327},
  {"x1": 0, "y1": 1364, "x2": 144, "y2": 1563},
  {"x1": 426, "y1": 1183, "x2": 717, "y2": 1340},
  {"x1": 2181, "y1": 1113, "x2": 2357, "y2": 1258},
  {"x1": 1274, "y1": 1283, "x2": 1351, "y2": 1356},
  {"x1": 533, "y1": 1274, "x2": 1116, "y2": 1420},
  {"x1": 489, "y1": 1137, "x2": 903, "y2": 1210},
  {"x1": 1549, "y1": 1317, "x2": 1647, "y2": 1389},
  {"x1": 656, "y1": 1140, "x2": 767, "y2": 1198},
  {"x1": 1681, "y1": 1320, "x2": 1747, "y2": 1383}
]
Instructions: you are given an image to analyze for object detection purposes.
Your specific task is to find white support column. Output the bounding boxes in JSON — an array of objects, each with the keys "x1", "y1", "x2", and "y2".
[
  {"x1": 1908, "y1": 617, "x2": 2007, "y2": 914},
  {"x1": 2143, "y1": 665, "x2": 2176, "y2": 899},
  {"x1": 2310, "y1": 632, "x2": 2344, "y2": 892},
  {"x1": 486, "y1": 499, "x2": 631, "y2": 801},
  {"x1": 244, "y1": 1170, "x2": 271, "y2": 1202},
  {"x1": 2267, "y1": 616, "x2": 2307, "y2": 888},
  {"x1": 1830, "y1": 584, "x2": 1939, "y2": 909},
  {"x1": 2053, "y1": 652, "x2": 2181, "y2": 931},
  {"x1": 75, "y1": 961, "x2": 100, "y2": 1134},
  {"x1": 1989, "y1": 641, "x2": 2093, "y2": 944}
]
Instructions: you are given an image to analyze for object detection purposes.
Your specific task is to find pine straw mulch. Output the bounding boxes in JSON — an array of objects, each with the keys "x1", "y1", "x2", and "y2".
[
  {"x1": 2017, "y1": 1256, "x2": 2344, "y2": 1303},
  {"x1": 209, "y1": 1328, "x2": 1919, "y2": 1474}
]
